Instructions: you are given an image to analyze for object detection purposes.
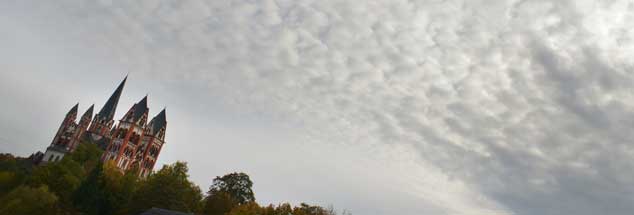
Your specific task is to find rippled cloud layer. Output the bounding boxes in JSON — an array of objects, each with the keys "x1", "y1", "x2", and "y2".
[{"x1": 3, "y1": 0, "x2": 634, "y2": 214}]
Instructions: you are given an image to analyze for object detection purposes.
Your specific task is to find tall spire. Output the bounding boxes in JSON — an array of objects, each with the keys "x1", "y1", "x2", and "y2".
[
  {"x1": 82, "y1": 104, "x2": 94, "y2": 119},
  {"x1": 97, "y1": 76, "x2": 127, "y2": 121},
  {"x1": 138, "y1": 95, "x2": 148, "y2": 110},
  {"x1": 131, "y1": 95, "x2": 149, "y2": 122},
  {"x1": 148, "y1": 108, "x2": 167, "y2": 136},
  {"x1": 68, "y1": 103, "x2": 79, "y2": 115}
]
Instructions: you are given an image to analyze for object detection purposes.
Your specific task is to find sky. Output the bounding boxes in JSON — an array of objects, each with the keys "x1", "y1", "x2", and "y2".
[{"x1": 2, "y1": 0, "x2": 634, "y2": 214}]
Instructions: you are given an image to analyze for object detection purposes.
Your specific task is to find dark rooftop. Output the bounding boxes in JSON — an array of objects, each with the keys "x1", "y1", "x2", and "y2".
[
  {"x1": 131, "y1": 96, "x2": 149, "y2": 123},
  {"x1": 148, "y1": 108, "x2": 167, "y2": 136},
  {"x1": 139, "y1": 208, "x2": 192, "y2": 215}
]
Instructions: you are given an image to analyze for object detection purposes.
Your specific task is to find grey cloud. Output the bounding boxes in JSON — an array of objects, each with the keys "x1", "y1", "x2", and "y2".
[{"x1": 3, "y1": 0, "x2": 634, "y2": 214}]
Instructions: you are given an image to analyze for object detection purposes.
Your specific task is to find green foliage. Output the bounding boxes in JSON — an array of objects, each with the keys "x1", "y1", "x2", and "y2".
[
  {"x1": 208, "y1": 172, "x2": 255, "y2": 205},
  {"x1": 0, "y1": 154, "x2": 34, "y2": 196},
  {"x1": 292, "y1": 203, "x2": 336, "y2": 215},
  {"x1": 73, "y1": 162, "x2": 108, "y2": 215},
  {"x1": 129, "y1": 161, "x2": 202, "y2": 214},
  {"x1": 0, "y1": 185, "x2": 59, "y2": 215},
  {"x1": 0, "y1": 171, "x2": 18, "y2": 197},
  {"x1": 226, "y1": 202, "x2": 337, "y2": 215},
  {"x1": 226, "y1": 202, "x2": 262, "y2": 215},
  {"x1": 202, "y1": 191, "x2": 239, "y2": 215},
  {"x1": 28, "y1": 155, "x2": 84, "y2": 212},
  {"x1": 73, "y1": 160, "x2": 138, "y2": 215},
  {"x1": 0, "y1": 154, "x2": 32, "y2": 173},
  {"x1": 203, "y1": 172, "x2": 255, "y2": 215},
  {"x1": 25, "y1": 143, "x2": 104, "y2": 213},
  {"x1": 68, "y1": 142, "x2": 103, "y2": 172},
  {"x1": 269, "y1": 203, "x2": 293, "y2": 215},
  {"x1": 116, "y1": 164, "x2": 140, "y2": 214},
  {"x1": 0, "y1": 145, "x2": 348, "y2": 215}
]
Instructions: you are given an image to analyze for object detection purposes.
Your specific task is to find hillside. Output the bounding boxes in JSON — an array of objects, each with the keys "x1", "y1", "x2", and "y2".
[{"x1": 0, "y1": 142, "x2": 349, "y2": 215}]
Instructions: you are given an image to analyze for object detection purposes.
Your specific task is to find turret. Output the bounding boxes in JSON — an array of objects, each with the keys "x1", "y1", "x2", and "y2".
[
  {"x1": 69, "y1": 104, "x2": 94, "y2": 151},
  {"x1": 42, "y1": 104, "x2": 79, "y2": 164},
  {"x1": 50, "y1": 103, "x2": 78, "y2": 147},
  {"x1": 137, "y1": 108, "x2": 167, "y2": 178}
]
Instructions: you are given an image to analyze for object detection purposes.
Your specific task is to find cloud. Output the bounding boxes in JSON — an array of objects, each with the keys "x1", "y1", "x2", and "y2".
[{"x1": 3, "y1": 0, "x2": 634, "y2": 214}]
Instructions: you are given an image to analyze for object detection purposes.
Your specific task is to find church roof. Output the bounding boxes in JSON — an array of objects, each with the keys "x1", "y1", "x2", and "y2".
[
  {"x1": 82, "y1": 104, "x2": 94, "y2": 118},
  {"x1": 148, "y1": 108, "x2": 167, "y2": 136},
  {"x1": 97, "y1": 76, "x2": 126, "y2": 121},
  {"x1": 130, "y1": 96, "x2": 148, "y2": 123},
  {"x1": 139, "y1": 208, "x2": 191, "y2": 215},
  {"x1": 68, "y1": 103, "x2": 79, "y2": 115}
]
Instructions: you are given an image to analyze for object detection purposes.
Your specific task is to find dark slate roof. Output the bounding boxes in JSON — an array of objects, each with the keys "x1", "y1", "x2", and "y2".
[
  {"x1": 97, "y1": 76, "x2": 127, "y2": 121},
  {"x1": 131, "y1": 96, "x2": 149, "y2": 123},
  {"x1": 68, "y1": 103, "x2": 79, "y2": 115},
  {"x1": 82, "y1": 104, "x2": 94, "y2": 119},
  {"x1": 139, "y1": 208, "x2": 192, "y2": 215},
  {"x1": 148, "y1": 108, "x2": 167, "y2": 136}
]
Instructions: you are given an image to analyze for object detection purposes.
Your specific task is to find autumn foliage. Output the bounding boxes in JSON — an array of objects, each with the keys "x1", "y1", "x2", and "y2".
[{"x1": 0, "y1": 143, "x2": 346, "y2": 215}]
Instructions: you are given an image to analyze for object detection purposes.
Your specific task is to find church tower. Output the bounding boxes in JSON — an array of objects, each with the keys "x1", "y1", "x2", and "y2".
[
  {"x1": 70, "y1": 104, "x2": 93, "y2": 151},
  {"x1": 39, "y1": 76, "x2": 168, "y2": 177},
  {"x1": 42, "y1": 104, "x2": 79, "y2": 164},
  {"x1": 136, "y1": 108, "x2": 167, "y2": 178},
  {"x1": 87, "y1": 76, "x2": 126, "y2": 141},
  {"x1": 103, "y1": 96, "x2": 149, "y2": 171}
]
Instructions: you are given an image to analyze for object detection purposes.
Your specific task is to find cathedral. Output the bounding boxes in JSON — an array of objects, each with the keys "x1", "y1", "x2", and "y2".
[{"x1": 38, "y1": 76, "x2": 167, "y2": 178}]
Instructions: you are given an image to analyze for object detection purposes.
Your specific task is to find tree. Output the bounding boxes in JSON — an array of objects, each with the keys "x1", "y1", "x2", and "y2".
[
  {"x1": 208, "y1": 172, "x2": 255, "y2": 205},
  {"x1": 271, "y1": 203, "x2": 293, "y2": 215},
  {"x1": 28, "y1": 156, "x2": 84, "y2": 213},
  {"x1": 73, "y1": 160, "x2": 138, "y2": 215},
  {"x1": 0, "y1": 154, "x2": 34, "y2": 196},
  {"x1": 226, "y1": 202, "x2": 262, "y2": 215},
  {"x1": 202, "y1": 191, "x2": 238, "y2": 215},
  {"x1": 0, "y1": 185, "x2": 59, "y2": 215},
  {"x1": 225, "y1": 202, "x2": 339, "y2": 215},
  {"x1": 68, "y1": 142, "x2": 103, "y2": 172},
  {"x1": 292, "y1": 203, "x2": 336, "y2": 215},
  {"x1": 27, "y1": 142, "x2": 103, "y2": 213},
  {"x1": 202, "y1": 172, "x2": 255, "y2": 215},
  {"x1": 73, "y1": 162, "x2": 108, "y2": 215},
  {"x1": 0, "y1": 171, "x2": 18, "y2": 197},
  {"x1": 111, "y1": 164, "x2": 139, "y2": 215},
  {"x1": 129, "y1": 161, "x2": 202, "y2": 214}
]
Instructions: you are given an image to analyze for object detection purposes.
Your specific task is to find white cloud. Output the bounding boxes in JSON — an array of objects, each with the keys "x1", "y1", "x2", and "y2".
[{"x1": 3, "y1": 0, "x2": 634, "y2": 214}]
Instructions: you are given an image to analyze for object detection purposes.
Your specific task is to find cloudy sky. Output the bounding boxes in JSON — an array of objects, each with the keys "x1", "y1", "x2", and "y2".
[{"x1": 2, "y1": 0, "x2": 634, "y2": 214}]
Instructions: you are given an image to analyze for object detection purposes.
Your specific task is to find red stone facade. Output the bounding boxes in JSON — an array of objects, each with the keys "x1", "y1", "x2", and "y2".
[
  {"x1": 102, "y1": 96, "x2": 167, "y2": 177},
  {"x1": 42, "y1": 76, "x2": 167, "y2": 178}
]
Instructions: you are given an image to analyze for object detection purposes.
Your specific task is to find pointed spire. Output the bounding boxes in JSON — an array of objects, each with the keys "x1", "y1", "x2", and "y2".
[
  {"x1": 97, "y1": 76, "x2": 127, "y2": 121},
  {"x1": 130, "y1": 96, "x2": 149, "y2": 123},
  {"x1": 82, "y1": 104, "x2": 94, "y2": 118},
  {"x1": 68, "y1": 103, "x2": 79, "y2": 115},
  {"x1": 138, "y1": 95, "x2": 148, "y2": 109},
  {"x1": 155, "y1": 108, "x2": 166, "y2": 122},
  {"x1": 149, "y1": 108, "x2": 167, "y2": 136}
]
